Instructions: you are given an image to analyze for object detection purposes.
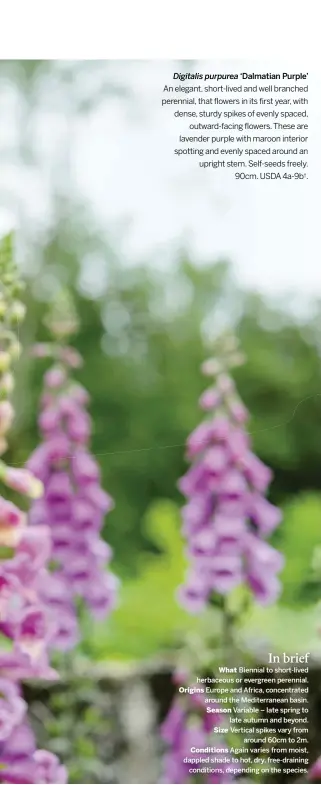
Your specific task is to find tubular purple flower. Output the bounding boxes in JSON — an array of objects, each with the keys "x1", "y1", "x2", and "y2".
[
  {"x1": 176, "y1": 570, "x2": 209, "y2": 614},
  {"x1": 0, "y1": 402, "x2": 14, "y2": 436},
  {"x1": 33, "y1": 749, "x2": 67, "y2": 784},
  {"x1": 0, "y1": 720, "x2": 66, "y2": 784}
]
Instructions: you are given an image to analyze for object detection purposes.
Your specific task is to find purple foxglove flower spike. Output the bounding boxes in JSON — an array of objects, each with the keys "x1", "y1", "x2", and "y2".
[
  {"x1": 0, "y1": 234, "x2": 65, "y2": 782},
  {"x1": 177, "y1": 334, "x2": 283, "y2": 612},
  {"x1": 161, "y1": 333, "x2": 283, "y2": 784},
  {"x1": 27, "y1": 297, "x2": 118, "y2": 648}
]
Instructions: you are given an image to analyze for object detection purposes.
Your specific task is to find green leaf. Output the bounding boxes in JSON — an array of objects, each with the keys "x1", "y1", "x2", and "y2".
[
  {"x1": 81, "y1": 499, "x2": 197, "y2": 661},
  {"x1": 75, "y1": 736, "x2": 96, "y2": 757},
  {"x1": 241, "y1": 603, "x2": 318, "y2": 654},
  {"x1": 277, "y1": 492, "x2": 321, "y2": 606}
]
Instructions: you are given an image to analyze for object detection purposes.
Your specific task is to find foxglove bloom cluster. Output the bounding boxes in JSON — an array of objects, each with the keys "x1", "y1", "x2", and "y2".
[
  {"x1": 27, "y1": 340, "x2": 118, "y2": 649},
  {"x1": 177, "y1": 339, "x2": 283, "y2": 612},
  {"x1": 0, "y1": 234, "x2": 66, "y2": 783},
  {"x1": 160, "y1": 673, "x2": 237, "y2": 784}
]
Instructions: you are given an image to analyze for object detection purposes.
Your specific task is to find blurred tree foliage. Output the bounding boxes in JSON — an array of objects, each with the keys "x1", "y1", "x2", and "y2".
[
  {"x1": 25, "y1": 673, "x2": 122, "y2": 784},
  {"x1": 6, "y1": 247, "x2": 321, "y2": 577}
]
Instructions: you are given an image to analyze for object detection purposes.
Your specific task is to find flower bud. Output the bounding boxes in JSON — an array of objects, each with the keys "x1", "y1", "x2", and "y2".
[
  {"x1": 0, "y1": 497, "x2": 25, "y2": 527},
  {"x1": 0, "y1": 523, "x2": 23, "y2": 548},
  {"x1": 44, "y1": 366, "x2": 66, "y2": 390},
  {"x1": 217, "y1": 374, "x2": 235, "y2": 395},
  {"x1": 0, "y1": 401, "x2": 14, "y2": 435},
  {"x1": 0, "y1": 297, "x2": 7, "y2": 319},
  {"x1": 9, "y1": 339, "x2": 21, "y2": 361},
  {"x1": 0, "y1": 466, "x2": 44, "y2": 498},
  {"x1": 17, "y1": 605, "x2": 48, "y2": 660},
  {"x1": 0, "y1": 351, "x2": 11, "y2": 373},
  {"x1": 221, "y1": 334, "x2": 239, "y2": 354},
  {"x1": 0, "y1": 499, "x2": 26, "y2": 547},
  {"x1": 69, "y1": 383, "x2": 90, "y2": 406},
  {"x1": 8, "y1": 300, "x2": 26, "y2": 324},
  {"x1": 227, "y1": 397, "x2": 249, "y2": 423},
  {"x1": 12, "y1": 280, "x2": 26, "y2": 295},
  {"x1": 31, "y1": 343, "x2": 52, "y2": 358},
  {"x1": 39, "y1": 407, "x2": 60, "y2": 434},
  {"x1": 0, "y1": 436, "x2": 8, "y2": 456},
  {"x1": 228, "y1": 352, "x2": 246, "y2": 368},
  {"x1": 59, "y1": 347, "x2": 83, "y2": 368},
  {"x1": 0, "y1": 373, "x2": 14, "y2": 396},
  {"x1": 199, "y1": 387, "x2": 221, "y2": 411},
  {"x1": 40, "y1": 392, "x2": 55, "y2": 409},
  {"x1": 201, "y1": 358, "x2": 222, "y2": 377},
  {"x1": 2, "y1": 272, "x2": 14, "y2": 285}
]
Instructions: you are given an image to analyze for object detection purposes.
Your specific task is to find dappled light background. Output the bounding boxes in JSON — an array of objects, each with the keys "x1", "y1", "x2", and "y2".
[{"x1": 1, "y1": 60, "x2": 321, "y2": 783}]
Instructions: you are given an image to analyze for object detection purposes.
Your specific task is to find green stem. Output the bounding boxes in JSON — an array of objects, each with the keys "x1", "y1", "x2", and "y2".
[{"x1": 222, "y1": 597, "x2": 235, "y2": 668}]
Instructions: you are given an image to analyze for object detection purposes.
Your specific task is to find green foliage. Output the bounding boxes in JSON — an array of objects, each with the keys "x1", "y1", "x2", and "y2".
[
  {"x1": 275, "y1": 492, "x2": 321, "y2": 606},
  {"x1": 26, "y1": 676, "x2": 119, "y2": 785},
  {"x1": 81, "y1": 499, "x2": 196, "y2": 662},
  {"x1": 243, "y1": 604, "x2": 318, "y2": 654}
]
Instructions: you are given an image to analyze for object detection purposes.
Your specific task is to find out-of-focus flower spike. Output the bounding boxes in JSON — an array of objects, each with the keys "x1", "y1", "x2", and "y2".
[
  {"x1": 28, "y1": 289, "x2": 118, "y2": 652},
  {"x1": 0, "y1": 231, "x2": 66, "y2": 779},
  {"x1": 177, "y1": 335, "x2": 283, "y2": 612}
]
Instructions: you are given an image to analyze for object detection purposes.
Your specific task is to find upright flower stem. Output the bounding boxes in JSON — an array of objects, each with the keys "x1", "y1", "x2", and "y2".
[{"x1": 222, "y1": 597, "x2": 234, "y2": 668}]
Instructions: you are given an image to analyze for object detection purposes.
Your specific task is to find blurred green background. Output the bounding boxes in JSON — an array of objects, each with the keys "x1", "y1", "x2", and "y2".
[
  {"x1": 1, "y1": 60, "x2": 321, "y2": 782},
  {"x1": 1, "y1": 57, "x2": 321, "y2": 662}
]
